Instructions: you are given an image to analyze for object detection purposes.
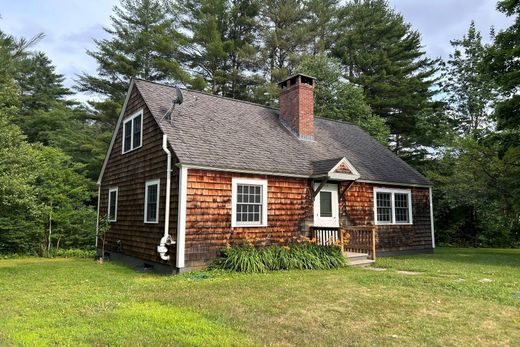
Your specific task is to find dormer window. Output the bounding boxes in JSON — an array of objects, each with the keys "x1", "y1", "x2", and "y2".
[{"x1": 122, "y1": 110, "x2": 143, "y2": 154}]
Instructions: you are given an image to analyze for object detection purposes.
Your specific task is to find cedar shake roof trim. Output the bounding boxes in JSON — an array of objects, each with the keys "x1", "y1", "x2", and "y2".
[{"x1": 98, "y1": 78, "x2": 432, "y2": 187}]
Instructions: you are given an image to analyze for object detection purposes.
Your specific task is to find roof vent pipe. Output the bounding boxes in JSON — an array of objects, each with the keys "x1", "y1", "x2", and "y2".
[{"x1": 158, "y1": 134, "x2": 174, "y2": 261}]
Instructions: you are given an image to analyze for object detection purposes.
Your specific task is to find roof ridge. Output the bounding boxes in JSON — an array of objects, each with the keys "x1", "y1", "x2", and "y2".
[
  {"x1": 314, "y1": 116, "x2": 358, "y2": 127},
  {"x1": 134, "y1": 78, "x2": 279, "y2": 112}
]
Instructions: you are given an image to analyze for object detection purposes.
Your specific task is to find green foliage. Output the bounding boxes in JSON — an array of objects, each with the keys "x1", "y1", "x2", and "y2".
[
  {"x1": 332, "y1": 0, "x2": 440, "y2": 155},
  {"x1": 212, "y1": 242, "x2": 346, "y2": 273},
  {"x1": 442, "y1": 21, "x2": 497, "y2": 135},
  {"x1": 52, "y1": 248, "x2": 97, "y2": 258},
  {"x1": 297, "y1": 54, "x2": 390, "y2": 143}
]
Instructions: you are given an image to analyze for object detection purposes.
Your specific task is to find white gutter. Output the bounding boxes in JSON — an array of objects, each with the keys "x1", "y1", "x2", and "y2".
[
  {"x1": 95, "y1": 184, "x2": 101, "y2": 249},
  {"x1": 176, "y1": 165, "x2": 188, "y2": 269},
  {"x1": 157, "y1": 135, "x2": 174, "y2": 261},
  {"x1": 429, "y1": 187, "x2": 435, "y2": 248}
]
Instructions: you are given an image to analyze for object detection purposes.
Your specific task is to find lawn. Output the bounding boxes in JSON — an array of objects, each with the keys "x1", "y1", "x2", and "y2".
[{"x1": 0, "y1": 248, "x2": 519, "y2": 346}]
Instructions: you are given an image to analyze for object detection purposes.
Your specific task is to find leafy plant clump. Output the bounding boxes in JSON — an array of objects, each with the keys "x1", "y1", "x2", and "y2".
[
  {"x1": 53, "y1": 248, "x2": 96, "y2": 258},
  {"x1": 212, "y1": 243, "x2": 346, "y2": 273}
]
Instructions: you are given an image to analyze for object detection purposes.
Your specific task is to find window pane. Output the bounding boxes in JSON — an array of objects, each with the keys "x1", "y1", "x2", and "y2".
[
  {"x1": 320, "y1": 191, "x2": 332, "y2": 217},
  {"x1": 133, "y1": 115, "x2": 141, "y2": 148},
  {"x1": 235, "y1": 183, "x2": 263, "y2": 224},
  {"x1": 395, "y1": 193, "x2": 409, "y2": 222},
  {"x1": 147, "y1": 184, "x2": 158, "y2": 222},
  {"x1": 109, "y1": 191, "x2": 117, "y2": 220},
  {"x1": 124, "y1": 121, "x2": 132, "y2": 152},
  {"x1": 376, "y1": 192, "x2": 392, "y2": 222}
]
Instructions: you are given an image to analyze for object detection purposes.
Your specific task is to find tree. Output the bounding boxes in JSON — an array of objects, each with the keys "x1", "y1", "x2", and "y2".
[
  {"x1": 77, "y1": 0, "x2": 189, "y2": 128},
  {"x1": 443, "y1": 21, "x2": 497, "y2": 135},
  {"x1": 332, "y1": 0, "x2": 439, "y2": 155},
  {"x1": 297, "y1": 54, "x2": 389, "y2": 143},
  {"x1": 305, "y1": 0, "x2": 339, "y2": 55},
  {"x1": 485, "y1": 0, "x2": 520, "y2": 130}
]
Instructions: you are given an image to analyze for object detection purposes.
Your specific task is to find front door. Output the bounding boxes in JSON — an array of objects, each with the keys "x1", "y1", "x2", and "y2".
[{"x1": 313, "y1": 183, "x2": 339, "y2": 227}]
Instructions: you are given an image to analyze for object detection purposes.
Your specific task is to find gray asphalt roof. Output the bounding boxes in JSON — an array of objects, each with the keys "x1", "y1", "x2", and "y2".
[{"x1": 134, "y1": 79, "x2": 431, "y2": 186}]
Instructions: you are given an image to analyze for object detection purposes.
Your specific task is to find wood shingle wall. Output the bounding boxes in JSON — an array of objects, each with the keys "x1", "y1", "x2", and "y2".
[{"x1": 99, "y1": 86, "x2": 179, "y2": 264}]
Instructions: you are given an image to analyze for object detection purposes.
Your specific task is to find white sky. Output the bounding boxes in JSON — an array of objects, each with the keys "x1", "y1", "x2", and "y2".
[{"x1": 0, "y1": 0, "x2": 514, "y2": 97}]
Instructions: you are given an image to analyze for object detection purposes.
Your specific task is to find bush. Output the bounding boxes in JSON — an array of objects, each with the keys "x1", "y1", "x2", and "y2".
[
  {"x1": 212, "y1": 242, "x2": 346, "y2": 273},
  {"x1": 52, "y1": 248, "x2": 96, "y2": 258}
]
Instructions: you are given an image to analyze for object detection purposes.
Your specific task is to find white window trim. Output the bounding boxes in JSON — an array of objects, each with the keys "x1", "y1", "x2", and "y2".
[
  {"x1": 231, "y1": 178, "x2": 268, "y2": 228},
  {"x1": 144, "y1": 179, "x2": 160, "y2": 224},
  {"x1": 108, "y1": 187, "x2": 118, "y2": 222},
  {"x1": 122, "y1": 109, "x2": 143, "y2": 154},
  {"x1": 373, "y1": 187, "x2": 413, "y2": 225}
]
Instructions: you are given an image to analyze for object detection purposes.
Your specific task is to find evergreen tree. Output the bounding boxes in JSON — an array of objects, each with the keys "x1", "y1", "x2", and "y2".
[
  {"x1": 17, "y1": 52, "x2": 71, "y2": 114},
  {"x1": 332, "y1": 0, "x2": 439, "y2": 154},
  {"x1": 77, "y1": 0, "x2": 189, "y2": 127},
  {"x1": 485, "y1": 0, "x2": 520, "y2": 130},
  {"x1": 297, "y1": 54, "x2": 389, "y2": 143},
  {"x1": 305, "y1": 0, "x2": 339, "y2": 55},
  {"x1": 179, "y1": 0, "x2": 261, "y2": 99},
  {"x1": 443, "y1": 21, "x2": 497, "y2": 135}
]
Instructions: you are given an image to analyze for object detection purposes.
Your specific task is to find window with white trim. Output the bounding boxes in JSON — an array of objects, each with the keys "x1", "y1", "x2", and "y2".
[
  {"x1": 373, "y1": 188, "x2": 412, "y2": 225},
  {"x1": 144, "y1": 180, "x2": 160, "y2": 223},
  {"x1": 232, "y1": 178, "x2": 268, "y2": 227},
  {"x1": 108, "y1": 187, "x2": 118, "y2": 222},
  {"x1": 122, "y1": 110, "x2": 143, "y2": 154}
]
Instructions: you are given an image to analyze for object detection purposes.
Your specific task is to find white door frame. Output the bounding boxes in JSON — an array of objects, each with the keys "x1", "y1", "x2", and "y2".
[{"x1": 313, "y1": 183, "x2": 339, "y2": 227}]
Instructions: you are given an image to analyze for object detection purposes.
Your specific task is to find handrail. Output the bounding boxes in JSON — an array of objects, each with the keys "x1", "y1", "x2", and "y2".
[{"x1": 343, "y1": 226, "x2": 377, "y2": 260}]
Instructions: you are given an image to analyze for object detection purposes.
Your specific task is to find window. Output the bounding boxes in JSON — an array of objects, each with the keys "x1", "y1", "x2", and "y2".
[
  {"x1": 108, "y1": 187, "x2": 118, "y2": 222},
  {"x1": 122, "y1": 110, "x2": 143, "y2": 154},
  {"x1": 319, "y1": 191, "x2": 332, "y2": 217},
  {"x1": 231, "y1": 178, "x2": 268, "y2": 227},
  {"x1": 373, "y1": 188, "x2": 412, "y2": 225},
  {"x1": 145, "y1": 180, "x2": 160, "y2": 223}
]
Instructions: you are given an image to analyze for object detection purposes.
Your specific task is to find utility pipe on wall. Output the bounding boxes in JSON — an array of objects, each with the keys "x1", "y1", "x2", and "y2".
[{"x1": 158, "y1": 134, "x2": 174, "y2": 261}]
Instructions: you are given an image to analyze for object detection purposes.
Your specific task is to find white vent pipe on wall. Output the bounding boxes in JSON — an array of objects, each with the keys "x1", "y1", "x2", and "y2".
[{"x1": 158, "y1": 135, "x2": 174, "y2": 261}]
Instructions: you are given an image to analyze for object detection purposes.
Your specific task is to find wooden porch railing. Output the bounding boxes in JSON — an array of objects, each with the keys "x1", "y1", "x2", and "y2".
[
  {"x1": 311, "y1": 227, "x2": 340, "y2": 246},
  {"x1": 343, "y1": 226, "x2": 377, "y2": 260},
  {"x1": 310, "y1": 225, "x2": 377, "y2": 260}
]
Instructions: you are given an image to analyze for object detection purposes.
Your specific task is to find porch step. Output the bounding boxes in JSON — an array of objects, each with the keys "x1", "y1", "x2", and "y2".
[{"x1": 344, "y1": 252, "x2": 374, "y2": 267}]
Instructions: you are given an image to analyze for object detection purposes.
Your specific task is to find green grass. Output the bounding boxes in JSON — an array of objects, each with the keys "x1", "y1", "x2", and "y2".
[{"x1": 0, "y1": 248, "x2": 519, "y2": 346}]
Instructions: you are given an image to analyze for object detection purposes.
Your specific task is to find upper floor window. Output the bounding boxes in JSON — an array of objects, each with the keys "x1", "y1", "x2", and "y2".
[
  {"x1": 122, "y1": 110, "x2": 143, "y2": 154},
  {"x1": 374, "y1": 188, "x2": 412, "y2": 225},
  {"x1": 231, "y1": 178, "x2": 268, "y2": 227},
  {"x1": 108, "y1": 187, "x2": 118, "y2": 222},
  {"x1": 144, "y1": 179, "x2": 160, "y2": 224}
]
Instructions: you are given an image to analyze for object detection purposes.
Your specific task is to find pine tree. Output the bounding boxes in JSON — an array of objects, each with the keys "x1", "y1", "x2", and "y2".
[
  {"x1": 179, "y1": 0, "x2": 261, "y2": 99},
  {"x1": 443, "y1": 21, "x2": 496, "y2": 135},
  {"x1": 332, "y1": 0, "x2": 439, "y2": 154},
  {"x1": 485, "y1": 0, "x2": 520, "y2": 130},
  {"x1": 17, "y1": 52, "x2": 71, "y2": 114},
  {"x1": 77, "y1": 0, "x2": 189, "y2": 127},
  {"x1": 305, "y1": 0, "x2": 339, "y2": 55}
]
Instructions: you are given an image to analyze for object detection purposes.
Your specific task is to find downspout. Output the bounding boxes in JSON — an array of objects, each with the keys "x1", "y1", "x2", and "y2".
[
  {"x1": 429, "y1": 187, "x2": 435, "y2": 248},
  {"x1": 157, "y1": 135, "x2": 174, "y2": 261},
  {"x1": 95, "y1": 183, "x2": 101, "y2": 249}
]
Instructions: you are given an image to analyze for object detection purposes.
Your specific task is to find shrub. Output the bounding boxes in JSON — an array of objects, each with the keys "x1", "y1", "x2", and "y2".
[
  {"x1": 212, "y1": 242, "x2": 346, "y2": 273},
  {"x1": 53, "y1": 248, "x2": 96, "y2": 258}
]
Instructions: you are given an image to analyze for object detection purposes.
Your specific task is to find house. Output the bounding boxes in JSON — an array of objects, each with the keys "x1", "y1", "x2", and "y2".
[{"x1": 96, "y1": 74, "x2": 435, "y2": 273}]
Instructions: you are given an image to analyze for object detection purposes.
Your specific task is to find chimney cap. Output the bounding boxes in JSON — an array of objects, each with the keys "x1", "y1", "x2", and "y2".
[{"x1": 277, "y1": 73, "x2": 316, "y2": 88}]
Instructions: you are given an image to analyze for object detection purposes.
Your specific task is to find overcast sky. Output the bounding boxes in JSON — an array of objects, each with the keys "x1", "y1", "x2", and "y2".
[{"x1": 0, "y1": 0, "x2": 514, "y2": 94}]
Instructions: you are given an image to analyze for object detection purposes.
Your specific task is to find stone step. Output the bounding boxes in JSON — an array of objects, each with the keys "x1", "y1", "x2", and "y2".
[{"x1": 349, "y1": 259, "x2": 375, "y2": 267}]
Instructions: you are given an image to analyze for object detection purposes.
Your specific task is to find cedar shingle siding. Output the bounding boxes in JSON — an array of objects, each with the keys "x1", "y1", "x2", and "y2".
[{"x1": 99, "y1": 87, "x2": 179, "y2": 263}]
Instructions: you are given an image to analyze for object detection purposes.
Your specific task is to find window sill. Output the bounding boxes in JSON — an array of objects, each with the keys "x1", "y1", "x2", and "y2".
[
  {"x1": 122, "y1": 144, "x2": 142, "y2": 155},
  {"x1": 375, "y1": 222, "x2": 413, "y2": 226},
  {"x1": 232, "y1": 224, "x2": 268, "y2": 228},
  {"x1": 144, "y1": 221, "x2": 159, "y2": 224}
]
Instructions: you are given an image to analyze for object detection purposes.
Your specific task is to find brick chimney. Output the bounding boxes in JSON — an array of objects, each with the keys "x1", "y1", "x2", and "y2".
[{"x1": 278, "y1": 74, "x2": 316, "y2": 141}]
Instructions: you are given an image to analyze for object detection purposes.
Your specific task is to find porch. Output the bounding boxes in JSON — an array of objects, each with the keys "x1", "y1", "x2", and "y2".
[{"x1": 311, "y1": 226, "x2": 376, "y2": 267}]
